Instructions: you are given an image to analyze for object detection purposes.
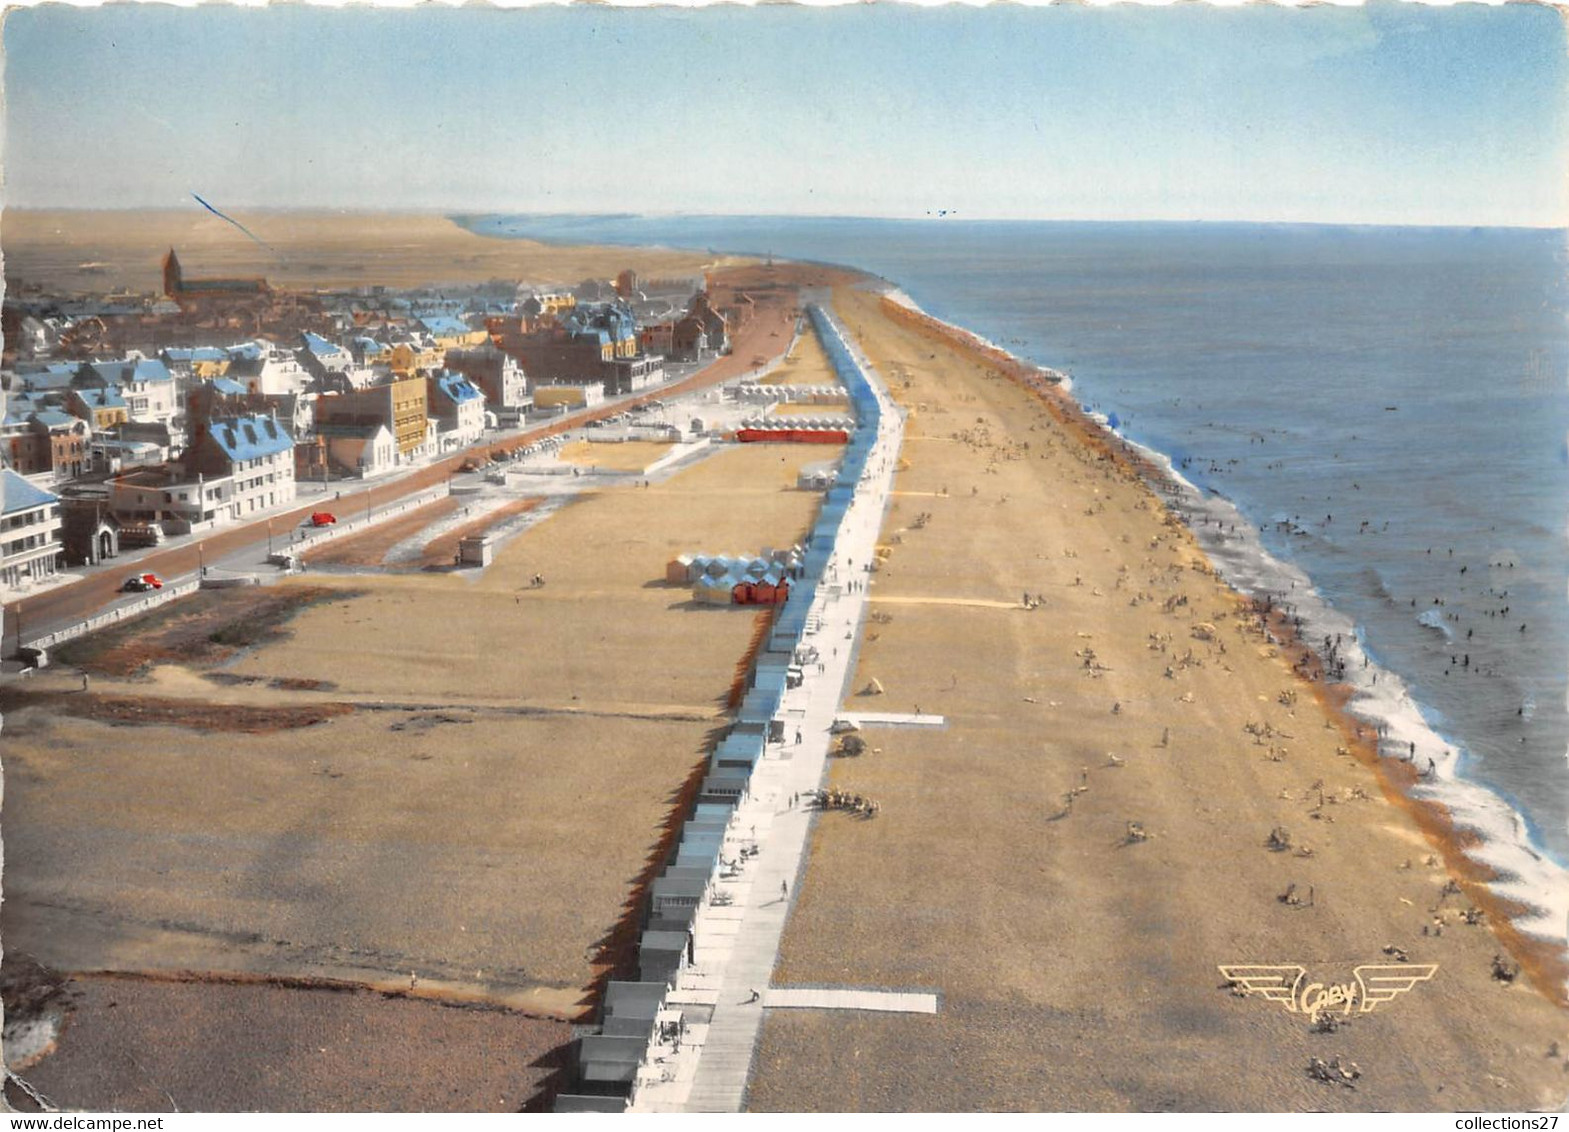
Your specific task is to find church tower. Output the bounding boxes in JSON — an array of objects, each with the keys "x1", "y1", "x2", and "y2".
[{"x1": 162, "y1": 249, "x2": 183, "y2": 298}]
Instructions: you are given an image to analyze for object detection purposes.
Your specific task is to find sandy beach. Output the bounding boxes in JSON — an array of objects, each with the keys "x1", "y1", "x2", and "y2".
[
  {"x1": 2, "y1": 237, "x2": 1563, "y2": 1110},
  {"x1": 744, "y1": 284, "x2": 1569, "y2": 1112},
  {"x1": 2, "y1": 209, "x2": 726, "y2": 295},
  {"x1": 1, "y1": 411, "x2": 839, "y2": 1107}
]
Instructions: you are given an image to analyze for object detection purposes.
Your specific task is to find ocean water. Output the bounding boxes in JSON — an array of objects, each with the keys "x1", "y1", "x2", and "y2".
[{"x1": 462, "y1": 215, "x2": 1569, "y2": 938}]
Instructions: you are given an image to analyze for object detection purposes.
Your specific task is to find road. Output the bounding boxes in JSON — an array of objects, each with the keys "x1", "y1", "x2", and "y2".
[{"x1": 4, "y1": 291, "x2": 800, "y2": 657}]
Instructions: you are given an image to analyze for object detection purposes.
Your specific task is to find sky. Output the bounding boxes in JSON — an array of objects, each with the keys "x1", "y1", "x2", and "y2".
[{"x1": 3, "y1": 2, "x2": 1565, "y2": 226}]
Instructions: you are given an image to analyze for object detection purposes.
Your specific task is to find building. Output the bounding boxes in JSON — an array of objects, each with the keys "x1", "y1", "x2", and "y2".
[
  {"x1": 73, "y1": 358, "x2": 181, "y2": 436},
  {"x1": 18, "y1": 358, "x2": 181, "y2": 433},
  {"x1": 163, "y1": 249, "x2": 270, "y2": 309},
  {"x1": 494, "y1": 301, "x2": 656, "y2": 394},
  {"x1": 533, "y1": 384, "x2": 605, "y2": 411},
  {"x1": 160, "y1": 346, "x2": 232, "y2": 380},
  {"x1": 2, "y1": 411, "x2": 90, "y2": 482},
  {"x1": 687, "y1": 292, "x2": 731, "y2": 355},
  {"x1": 298, "y1": 331, "x2": 353, "y2": 382},
  {"x1": 89, "y1": 435, "x2": 165, "y2": 476},
  {"x1": 183, "y1": 413, "x2": 297, "y2": 519},
  {"x1": 495, "y1": 325, "x2": 610, "y2": 386},
  {"x1": 0, "y1": 469, "x2": 63, "y2": 590},
  {"x1": 416, "y1": 315, "x2": 487, "y2": 350},
  {"x1": 60, "y1": 492, "x2": 122, "y2": 566},
  {"x1": 66, "y1": 387, "x2": 131, "y2": 432},
  {"x1": 639, "y1": 322, "x2": 675, "y2": 358},
  {"x1": 314, "y1": 376, "x2": 430, "y2": 462},
  {"x1": 315, "y1": 422, "x2": 397, "y2": 478},
  {"x1": 444, "y1": 344, "x2": 530, "y2": 422},
  {"x1": 108, "y1": 465, "x2": 234, "y2": 531},
  {"x1": 605, "y1": 354, "x2": 664, "y2": 395},
  {"x1": 223, "y1": 341, "x2": 313, "y2": 396},
  {"x1": 426, "y1": 371, "x2": 486, "y2": 452},
  {"x1": 348, "y1": 337, "x2": 394, "y2": 368},
  {"x1": 389, "y1": 336, "x2": 445, "y2": 377}
]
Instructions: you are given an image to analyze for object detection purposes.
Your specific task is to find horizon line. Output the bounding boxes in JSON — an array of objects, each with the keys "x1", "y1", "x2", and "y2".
[{"x1": 3, "y1": 205, "x2": 1564, "y2": 234}]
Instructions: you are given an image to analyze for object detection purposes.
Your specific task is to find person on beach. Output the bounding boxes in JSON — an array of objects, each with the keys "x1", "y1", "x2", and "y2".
[{"x1": 780, "y1": 880, "x2": 789, "y2": 899}]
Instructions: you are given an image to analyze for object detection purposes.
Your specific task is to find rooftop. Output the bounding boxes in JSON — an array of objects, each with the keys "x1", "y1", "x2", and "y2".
[{"x1": 0, "y1": 468, "x2": 59, "y2": 515}]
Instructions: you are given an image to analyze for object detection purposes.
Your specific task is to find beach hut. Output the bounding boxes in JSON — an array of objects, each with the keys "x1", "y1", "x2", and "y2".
[
  {"x1": 660, "y1": 865, "x2": 713, "y2": 884},
  {"x1": 577, "y1": 1035, "x2": 646, "y2": 1087},
  {"x1": 714, "y1": 732, "x2": 766, "y2": 770},
  {"x1": 555, "y1": 1096, "x2": 627, "y2": 1113},
  {"x1": 753, "y1": 655, "x2": 791, "y2": 689},
  {"x1": 637, "y1": 931, "x2": 689, "y2": 987},
  {"x1": 604, "y1": 981, "x2": 666, "y2": 1030},
  {"x1": 699, "y1": 772, "x2": 751, "y2": 805},
  {"x1": 666, "y1": 554, "x2": 694, "y2": 584},
  {"x1": 694, "y1": 575, "x2": 732, "y2": 605},
  {"x1": 752, "y1": 572, "x2": 780, "y2": 605},
  {"x1": 650, "y1": 875, "x2": 707, "y2": 918}
]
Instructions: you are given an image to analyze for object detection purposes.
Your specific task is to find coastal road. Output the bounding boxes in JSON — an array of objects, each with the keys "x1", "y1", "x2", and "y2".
[{"x1": 2, "y1": 286, "x2": 799, "y2": 657}]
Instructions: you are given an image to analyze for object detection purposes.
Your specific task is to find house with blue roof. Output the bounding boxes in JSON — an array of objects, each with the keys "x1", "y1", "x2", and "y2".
[
  {"x1": 425, "y1": 371, "x2": 487, "y2": 451},
  {"x1": 184, "y1": 412, "x2": 297, "y2": 521},
  {"x1": 0, "y1": 468, "x2": 62, "y2": 590},
  {"x1": 160, "y1": 346, "x2": 231, "y2": 379},
  {"x1": 416, "y1": 315, "x2": 484, "y2": 348},
  {"x1": 298, "y1": 332, "x2": 352, "y2": 382},
  {"x1": 349, "y1": 337, "x2": 394, "y2": 368},
  {"x1": 66, "y1": 387, "x2": 130, "y2": 431},
  {"x1": 57, "y1": 357, "x2": 181, "y2": 436}
]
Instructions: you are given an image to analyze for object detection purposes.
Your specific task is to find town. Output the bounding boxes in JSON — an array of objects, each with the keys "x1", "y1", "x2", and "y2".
[{"x1": 1, "y1": 249, "x2": 754, "y2": 624}]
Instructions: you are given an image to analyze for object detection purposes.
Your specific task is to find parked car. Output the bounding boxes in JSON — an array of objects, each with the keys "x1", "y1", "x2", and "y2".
[
  {"x1": 122, "y1": 573, "x2": 163, "y2": 592},
  {"x1": 309, "y1": 512, "x2": 337, "y2": 527}
]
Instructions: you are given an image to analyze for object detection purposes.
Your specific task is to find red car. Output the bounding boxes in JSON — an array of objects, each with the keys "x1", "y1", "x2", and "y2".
[
  {"x1": 309, "y1": 512, "x2": 337, "y2": 527},
  {"x1": 122, "y1": 573, "x2": 163, "y2": 592}
]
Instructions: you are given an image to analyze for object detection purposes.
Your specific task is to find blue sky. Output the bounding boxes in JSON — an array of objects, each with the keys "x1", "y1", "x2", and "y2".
[{"x1": 4, "y1": 3, "x2": 1565, "y2": 226}]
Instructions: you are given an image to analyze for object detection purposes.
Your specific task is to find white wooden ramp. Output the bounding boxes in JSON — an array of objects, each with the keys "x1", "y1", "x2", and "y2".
[
  {"x1": 837, "y1": 712, "x2": 946, "y2": 727},
  {"x1": 762, "y1": 988, "x2": 939, "y2": 1013}
]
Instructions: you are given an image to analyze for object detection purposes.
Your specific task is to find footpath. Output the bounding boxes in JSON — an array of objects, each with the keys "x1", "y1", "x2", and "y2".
[{"x1": 628, "y1": 304, "x2": 909, "y2": 1113}]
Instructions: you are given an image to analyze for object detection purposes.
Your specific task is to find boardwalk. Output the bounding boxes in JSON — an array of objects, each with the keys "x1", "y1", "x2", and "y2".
[{"x1": 629, "y1": 304, "x2": 910, "y2": 1113}]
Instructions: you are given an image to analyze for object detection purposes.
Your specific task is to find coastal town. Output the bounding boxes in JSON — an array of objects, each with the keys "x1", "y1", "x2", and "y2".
[
  {"x1": 0, "y1": 210, "x2": 1566, "y2": 1116},
  {"x1": 2, "y1": 247, "x2": 756, "y2": 614}
]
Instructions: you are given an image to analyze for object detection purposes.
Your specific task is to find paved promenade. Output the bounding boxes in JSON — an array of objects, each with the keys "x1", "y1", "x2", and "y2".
[{"x1": 630, "y1": 306, "x2": 909, "y2": 1113}]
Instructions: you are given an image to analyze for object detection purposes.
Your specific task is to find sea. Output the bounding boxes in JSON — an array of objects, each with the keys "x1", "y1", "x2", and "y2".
[{"x1": 458, "y1": 214, "x2": 1569, "y2": 947}]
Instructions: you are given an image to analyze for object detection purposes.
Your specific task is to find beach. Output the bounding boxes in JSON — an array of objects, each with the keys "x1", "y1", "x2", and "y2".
[
  {"x1": 2, "y1": 209, "x2": 725, "y2": 295},
  {"x1": 744, "y1": 283, "x2": 1569, "y2": 1112},
  {"x1": 2, "y1": 216, "x2": 1564, "y2": 1111}
]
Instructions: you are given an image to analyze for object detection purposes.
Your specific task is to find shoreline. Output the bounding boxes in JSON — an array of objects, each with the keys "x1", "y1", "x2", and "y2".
[{"x1": 875, "y1": 290, "x2": 1569, "y2": 1004}]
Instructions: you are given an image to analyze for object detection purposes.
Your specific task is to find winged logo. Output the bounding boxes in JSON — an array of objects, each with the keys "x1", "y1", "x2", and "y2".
[
  {"x1": 1220, "y1": 962, "x2": 1438, "y2": 1021},
  {"x1": 1218, "y1": 964, "x2": 1307, "y2": 1009},
  {"x1": 1353, "y1": 964, "x2": 1438, "y2": 1013}
]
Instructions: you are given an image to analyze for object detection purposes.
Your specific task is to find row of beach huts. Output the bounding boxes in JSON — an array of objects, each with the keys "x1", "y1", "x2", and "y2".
[{"x1": 554, "y1": 304, "x2": 885, "y2": 1111}]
